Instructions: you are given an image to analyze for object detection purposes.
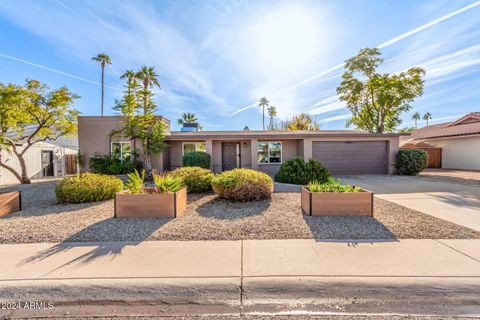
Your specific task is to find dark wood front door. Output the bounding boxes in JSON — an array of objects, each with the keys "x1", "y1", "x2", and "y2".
[
  {"x1": 41, "y1": 150, "x2": 54, "y2": 177},
  {"x1": 222, "y1": 142, "x2": 240, "y2": 171}
]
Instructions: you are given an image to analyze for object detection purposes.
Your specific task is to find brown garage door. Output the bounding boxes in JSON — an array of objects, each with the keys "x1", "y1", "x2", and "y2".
[{"x1": 312, "y1": 141, "x2": 388, "y2": 175}]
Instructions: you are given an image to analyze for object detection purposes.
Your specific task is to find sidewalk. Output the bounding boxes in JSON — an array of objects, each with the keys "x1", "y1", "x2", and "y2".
[{"x1": 1, "y1": 239, "x2": 480, "y2": 317}]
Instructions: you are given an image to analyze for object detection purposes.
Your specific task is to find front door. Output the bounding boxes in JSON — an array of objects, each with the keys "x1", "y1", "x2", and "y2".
[
  {"x1": 222, "y1": 142, "x2": 240, "y2": 171},
  {"x1": 41, "y1": 150, "x2": 54, "y2": 177}
]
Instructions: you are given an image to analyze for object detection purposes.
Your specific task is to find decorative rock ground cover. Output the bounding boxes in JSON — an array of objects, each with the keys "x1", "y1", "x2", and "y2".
[{"x1": 0, "y1": 180, "x2": 479, "y2": 243}]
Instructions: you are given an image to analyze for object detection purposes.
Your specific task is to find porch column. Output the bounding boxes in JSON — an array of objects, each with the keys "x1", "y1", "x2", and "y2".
[
  {"x1": 205, "y1": 139, "x2": 213, "y2": 170},
  {"x1": 250, "y1": 139, "x2": 258, "y2": 170},
  {"x1": 303, "y1": 138, "x2": 312, "y2": 161}
]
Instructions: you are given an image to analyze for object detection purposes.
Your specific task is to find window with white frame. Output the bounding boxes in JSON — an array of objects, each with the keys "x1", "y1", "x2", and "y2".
[
  {"x1": 257, "y1": 142, "x2": 282, "y2": 164},
  {"x1": 182, "y1": 142, "x2": 206, "y2": 155},
  {"x1": 111, "y1": 142, "x2": 132, "y2": 161}
]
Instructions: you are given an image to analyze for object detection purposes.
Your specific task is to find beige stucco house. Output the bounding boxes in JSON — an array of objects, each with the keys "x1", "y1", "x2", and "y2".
[
  {"x1": 401, "y1": 112, "x2": 480, "y2": 170},
  {"x1": 78, "y1": 116, "x2": 400, "y2": 176}
]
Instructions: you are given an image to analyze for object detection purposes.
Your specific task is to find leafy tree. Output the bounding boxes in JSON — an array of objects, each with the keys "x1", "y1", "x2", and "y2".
[
  {"x1": 286, "y1": 113, "x2": 320, "y2": 131},
  {"x1": 337, "y1": 48, "x2": 425, "y2": 133},
  {"x1": 112, "y1": 67, "x2": 167, "y2": 172},
  {"x1": 423, "y1": 112, "x2": 432, "y2": 126},
  {"x1": 91, "y1": 53, "x2": 111, "y2": 116},
  {"x1": 135, "y1": 66, "x2": 160, "y2": 115},
  {"x1": 412, "y1": 112, "x2": 421, "y2": 128},
  {"x1": 243, "y1": 126, "x2": 250, "y2": 131},
  {"x1": 0, "y1": 80, "x2": 79, "y2": 184},
  {"x1": 258, "y1": 97, "x2": 269, "y2": 130},
  {"x1": 398, "y1": 127, "x2": 416, "y2": 133},
  {"x1": 113, "y1": 70, "x2": 140, "y2": 116},
  {"x1": 177, "y1": 112, "x2": 198, "y2": 125},
  {"x1": 267, "y1": 105, "x2": 277, "y2": 130}
]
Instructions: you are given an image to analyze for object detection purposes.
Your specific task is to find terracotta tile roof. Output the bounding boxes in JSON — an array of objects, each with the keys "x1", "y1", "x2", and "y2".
[{"x1": 410, "y1": 112, "x2": 480, "y2": 140}]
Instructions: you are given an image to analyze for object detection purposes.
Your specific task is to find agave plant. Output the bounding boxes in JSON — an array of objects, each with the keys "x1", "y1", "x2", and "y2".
[
  {"x1": 153, "y1": 173, "x2": 183, "y2": 193},
  {"x1": 124, "y1": 169, "x2": 145, "y2": 194}
]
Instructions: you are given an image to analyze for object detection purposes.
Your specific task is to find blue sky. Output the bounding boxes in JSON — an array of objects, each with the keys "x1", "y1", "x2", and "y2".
[{"x1": 0, "y1": 0, "x2": 479, "y2": 131}]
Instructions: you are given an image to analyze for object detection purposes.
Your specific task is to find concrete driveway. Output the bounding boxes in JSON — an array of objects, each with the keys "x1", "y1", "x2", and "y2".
[{"x1": 339, "y1": 175, "x2": 480, "y2": 232}]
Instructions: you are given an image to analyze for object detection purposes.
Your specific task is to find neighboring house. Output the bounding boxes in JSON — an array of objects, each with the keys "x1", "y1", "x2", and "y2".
[
  {"x1": 0, "y1": 126, "x2": 78, "y2": 185},
  {"x1": 401, "y1": 112, "x2": 480, "y2": 170},
  {"x1": 78, "y1": 116, "x2": 400, "y2": 175}
]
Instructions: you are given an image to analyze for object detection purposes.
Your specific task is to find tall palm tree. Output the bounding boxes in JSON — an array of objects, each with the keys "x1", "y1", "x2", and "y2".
[
  {"x1": 177, "y1": 112, "x2": 198, "y2": 125},
  {"x1": 258, "y1": 97, "x2": 269, "y2": 130},
  {"x1": 135, "y1": 66, "x2": 161, "y2": 115},
  {"x1": 423, "y1": 112, "x2": 432, "y2": 126},
  {"x1": 91, "y1": 53, "x2": 111, "y2": 116},
  {"x1": 412, "y1": 112, "x2": 421, "y2": 128},
  {"x1": 120, "y1": 69, "x2": 137, "y2": 96},
  {"x1": 267, "y1": 105, "x2": 277, "y2": 130}
]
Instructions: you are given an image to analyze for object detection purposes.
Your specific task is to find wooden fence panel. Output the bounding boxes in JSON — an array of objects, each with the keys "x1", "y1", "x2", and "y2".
[{"x1": 65, "y1": 154, "x2": 77, "y2": 174}]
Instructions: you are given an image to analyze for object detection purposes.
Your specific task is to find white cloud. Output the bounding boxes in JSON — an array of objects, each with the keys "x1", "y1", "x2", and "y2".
[
  {"x1": 319, "y1": 114, "x2": 350, "y2": 124},
  {"x1": 0, "y1": 1, "x2": 226, "y2": 111}
]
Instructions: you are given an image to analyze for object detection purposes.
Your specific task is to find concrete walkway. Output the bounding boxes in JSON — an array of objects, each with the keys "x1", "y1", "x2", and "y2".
[
  {"x1": 340, "y1": 175, "x2": 480, "y2": 232},
  {"x1": 2, "y1": 239, "x2": 480, "y2": 317}
]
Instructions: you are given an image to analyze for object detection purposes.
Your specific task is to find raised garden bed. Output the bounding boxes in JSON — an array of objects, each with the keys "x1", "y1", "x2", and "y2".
[
  {"x1": 301, "y1": 186, "x2": 373, "y2": 216},
  {"x1": 114, "y1": 187, "x2": 187, "y2": 218},
  {"x1": 0, "y1": 191, "x2": 21, "y2": 217}
]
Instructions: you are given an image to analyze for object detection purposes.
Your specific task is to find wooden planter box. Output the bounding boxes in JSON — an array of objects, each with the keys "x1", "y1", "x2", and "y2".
[
  {"x1": 301, "y1": 187, "x2": 373, "y2": 217},
  {"x1": 0, "y1": 191, "x2": 21, "y2": 217},
  {"x1": 114, "y1": 187, "x2": 187, "y2": 218}
]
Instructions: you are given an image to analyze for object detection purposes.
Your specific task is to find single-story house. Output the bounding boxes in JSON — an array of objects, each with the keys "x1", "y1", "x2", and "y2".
[
  {"x1": 78, "y1": 116, "x2": 400, "y2": 176},
  {"x1": 0, "y1": 125, "x2": 78, "y2": 185},
  {"x1": 401, "y1": 112, "x2": 480, "y2": 170}
]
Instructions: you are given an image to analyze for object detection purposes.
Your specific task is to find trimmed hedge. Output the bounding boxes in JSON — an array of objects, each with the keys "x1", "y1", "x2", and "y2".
[
  {"x1": 169, "y1": 166, "x2": 214, "y2": 193},
  {"x1": 396, "y1": 149, "x2": 428, "y2": 175},
  {"x1": 56, "y1": 173, "x2": 123, "y2": 203},
  {"x1": 211, "y1": 168, "x2": 273, "y2": 201},
  {"x1": 182, "y1": 151, "x2": 211, "y2": 169},
  {"x1": 275, "y1": 157, "x2": 330, "y2": 185}
]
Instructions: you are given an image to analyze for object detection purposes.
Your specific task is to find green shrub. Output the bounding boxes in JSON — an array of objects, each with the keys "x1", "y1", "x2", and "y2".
[
  {"x1": 211, "y1": 168, "x2": 273, "y2": 201},
  {"x1": 182, "y1": 151, "x2": 211, "y2": 169},
  {"x1": 153, "y1": 173, "x2": 183, "y2": 193},
  {"x1": 56, "y1": 173, "x2": 123, "y2": 203},
  {"x1": 89, "y1": 153, "x2": 142, "y2": 175},
  {"x1": 275, "y1": 157, "x2": 330, "y2": 185},
  {"x1": 308, "y1": 177, "x2": 360, "y2": 193},
  {"x1": 169, "y1": 166, "x2": 214, "y2": 193},
  {"x1": 396, "y1": 149, "x2": 428, "y2": 175},
  {"x1": 124, "y1": 170, "x2": 145, "y2": 194}
]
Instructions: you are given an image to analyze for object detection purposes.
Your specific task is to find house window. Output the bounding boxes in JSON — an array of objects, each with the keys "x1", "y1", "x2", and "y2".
[
  {"x1": 257, "y1": 142, "x2": 282, "y2": 164},
  {"x1": 111, "y1": 142, "x2": 132, "y2": 161},
  {"x1": 183, "y1": 142, "x2": 206, "y2": 155}
]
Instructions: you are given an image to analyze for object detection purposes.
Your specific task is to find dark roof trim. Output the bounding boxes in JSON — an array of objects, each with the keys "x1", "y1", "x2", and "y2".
[{"x1": 166, "y1": 130, "x2": 401, "y2": 140}]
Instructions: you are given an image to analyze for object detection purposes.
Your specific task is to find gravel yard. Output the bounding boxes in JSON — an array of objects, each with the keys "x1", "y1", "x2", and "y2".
[{"x1": 1, "y1": 180, "x2": 479, "y2": 243}]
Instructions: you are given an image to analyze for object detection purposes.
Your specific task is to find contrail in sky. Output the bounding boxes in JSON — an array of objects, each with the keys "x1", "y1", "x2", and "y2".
[
  {"x1": 231, "y1": 0, "x2": 480, "y2": 115},
  {"x1": 0, "y1": 52, "x2": 121, "y2": 91}
]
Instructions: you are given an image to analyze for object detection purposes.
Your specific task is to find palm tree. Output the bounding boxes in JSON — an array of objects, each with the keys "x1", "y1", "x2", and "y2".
[
  {"x1": 412, "y1": 112, "x2": 421, "y2": 128},
  {"x1": 135, "y1": 66, "x2": 161, "y2": 115},
  {"x1": 91, "y1": 53, "x2": 112, "y2": 116},
  {"x1": 423, "y1": 112, "x2": 432, "y2": 126},
  {"x1": 258, "y1": 97, "x2": 269, "y2": 130},
  {"x1": 177, "y1": 112, "x2": 198, "y2": 125},
  {"x1": 267, "y1": 105, "x2": 277, "y2": 130},
  {"x1": 120, "y1": 70, "x2": 137, "y2": 96}
]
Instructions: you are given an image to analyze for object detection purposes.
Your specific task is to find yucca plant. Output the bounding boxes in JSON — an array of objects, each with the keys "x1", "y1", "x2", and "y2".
[
  {"x1": 124, "y1": 169, "x2": 145, "y2": 194},
  {"x1": 153, "y1": 173, "x2": 183, "y2": 193}
]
